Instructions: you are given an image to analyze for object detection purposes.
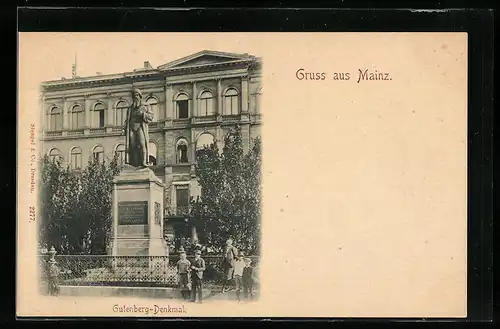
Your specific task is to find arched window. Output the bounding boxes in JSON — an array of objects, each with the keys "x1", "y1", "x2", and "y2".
[
  {"x1": 115, "y1": 100, "x2": 128, "y2": 126},
  {"x1": 145, "y1": 96, "x2": 159, "y2": 122},
  {"x1": 176, "y1": 139, "x2": 189, "y2": 164},
  {"x1": 49, "y1": 106, "x2": 63, "y2": 131},
  {"x1": 196, "y1": 133, "x2": 215, "y2": 151},
  {"x1": 70, "y1": 147, "x2": 82, "y2": 169},
  {"x1": 70, "y1": 104, "x2": 84, "y2": 130},
  {"x1": 92, "y1": 102, "x2": 106, "y2": 128},
  {"x1": 176, "y1": 93, "x2": 189, "y2": 119},
  {"x1": 148, "y1": 142, "x2": 157, "y2": 166},
  {"x1": 115, "y1": 144, "x2": 126, "y2": 167},
  {"x1": 48, "y1": 148, "x2": 61, "y2": 162},
  {"x1": 92, "y1": 145, "x2": 104, "y2": 164},
  {"x1": 223, "y1": 88, "x2": 239, "y2": 115},
  {"x1": 199, "y1": 90, "x2": 214, "y2": 117}
]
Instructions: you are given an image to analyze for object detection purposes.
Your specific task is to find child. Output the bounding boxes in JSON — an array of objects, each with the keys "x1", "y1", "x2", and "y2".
[
  {"x1": 176, "y1": 249, "x2": 191, "y2": 300},
  {"x1": 48, "y1": 259, "x2": 60, "y2": 296},
  {"x1": 242, "y1": 257, "x2": 254, "y2": 301},
  {"x1": 190, "y1": 250, "x2": 206, "y2": 303},
  {"x1": 233, "y1": 251, "x2": 246, "y2": 302}
]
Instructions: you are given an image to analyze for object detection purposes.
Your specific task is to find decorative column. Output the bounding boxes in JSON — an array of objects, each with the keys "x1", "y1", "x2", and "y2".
[
  {"x1": 84, "y1": 95, "x2": 91, "y2": 129},
  {"x1": 192, "y1": 81, "x2": 197, "y2": 118},
  {"x1": 191, "y1": 129, "x2": 196, "y2": 165},
  {"x1": 241, "y1": 76, "x2": 249, "y2": 113},
  {"x1": 62, "y1": 97, "x2": 69, "y2": 132},
  {"x1": 217, "y1": 78, "x2": 222, "y2": 116},
  {"x1": 165, "y1": 82, "x2": 173, "y2": 121},
  {"x1": 107, "y1": 93, "x2": 114, "y2": 127}
]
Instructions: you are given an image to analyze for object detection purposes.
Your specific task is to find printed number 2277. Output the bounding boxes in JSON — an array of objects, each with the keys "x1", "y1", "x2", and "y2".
[{"x1": 29, "y1": 206, "x2": 35, "y2": 222}]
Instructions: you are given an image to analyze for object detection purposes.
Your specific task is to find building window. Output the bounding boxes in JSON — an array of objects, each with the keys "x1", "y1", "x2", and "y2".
[
  {"x1": 148, "y1": 142, "x2": 157, "y2": 166},
  {"x1": 49, "y1": 106, "x2": 63, "y2": 131},
  {"x1": 92, "y1": 145, "x2": 104, "y2": 164},
  {"x1": 70, "y1": 147, "x2": 82, "y2": 169},
  {"x1": 176, "y1": 93, "x2": 189, "y2": 119},
  {"x1": 115, "y1": 144, "x2": 126, "y2": 166},
  {"x1": 199, "y1": 90, "x2": 214, "y2": 117},
  {"x1": 223, "y1": 88, "x2": 239, "y2": 115},
  {"x1": 175, "y1": 185, "x2": 190, "y2": 215},
  {"x1": 70, "y1": 104, "x2": 84, "y2": 130},
  {"x1": 176, "y1": 139, "x2": 189, "y2": 164},
  {"x1": 115, "y1": 101, "x2": 128, "y2": 126},
  {"x1": 196, "y1": 133, "x2": 215, "y2": 157},
  {"x1": 48, "y1": 148, "x2": 61, "y2": 162},
  {"x1": 145, "y1": 96, "x2": 159, "y2": 122},
  {"x1": 92, "y1": 103, "x2": 106, "y2": 128}
]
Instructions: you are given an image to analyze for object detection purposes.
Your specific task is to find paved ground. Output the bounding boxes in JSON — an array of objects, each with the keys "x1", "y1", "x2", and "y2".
[{"x1": 207, "y1": 289, "x2": 260, "y2": 302}]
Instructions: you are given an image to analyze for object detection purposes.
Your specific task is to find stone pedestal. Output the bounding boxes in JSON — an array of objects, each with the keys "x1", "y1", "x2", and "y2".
[{"x1": 111, "y1": 167, "x2": 168, "y2": 258}]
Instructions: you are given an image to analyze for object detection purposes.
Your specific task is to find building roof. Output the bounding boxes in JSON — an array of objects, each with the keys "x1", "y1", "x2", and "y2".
[{"x1": 41, "y1": 50, "x2": 261, "y2": 89}]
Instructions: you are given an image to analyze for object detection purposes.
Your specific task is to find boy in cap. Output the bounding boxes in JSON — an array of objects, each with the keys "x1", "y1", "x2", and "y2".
[
  {"x1": 233, "y1": 250, "x2": 246, "y2": 302},
  {"x1": 242, "y1": 257, "x2": 254, "y2": 300},
  {"x1": 176, "y1": 247, "x2": 191, "y2": 300},
  {"x1": 190, "y1": 249, "x2": 206, "y2": 303}
]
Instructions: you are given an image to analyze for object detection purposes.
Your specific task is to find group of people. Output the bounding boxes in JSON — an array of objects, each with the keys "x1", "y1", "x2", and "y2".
[{"x1": 176, "y1": 237, "x2": 257, "y2": 303}]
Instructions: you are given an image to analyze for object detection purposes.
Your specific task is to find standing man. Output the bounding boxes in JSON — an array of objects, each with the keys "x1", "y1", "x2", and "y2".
[
  {"x1": 190, "y1": 250, "x2": 206, "y2": 303},
  {"x1": 124, "y1": 88, "x2": 154, "y2": 168},
  {"x1": 221, "y1": 237, "x2": 238, "y2": 293}
]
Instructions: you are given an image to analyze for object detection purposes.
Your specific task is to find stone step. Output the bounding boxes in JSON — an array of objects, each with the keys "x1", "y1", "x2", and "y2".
[{"x1": 116, "y1": 239, "x2": 149, "y2": 249}]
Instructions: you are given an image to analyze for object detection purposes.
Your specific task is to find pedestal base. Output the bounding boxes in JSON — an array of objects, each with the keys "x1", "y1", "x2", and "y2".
[{"x1": 111, "y1": 167, "x2": 168, "y2": 258}]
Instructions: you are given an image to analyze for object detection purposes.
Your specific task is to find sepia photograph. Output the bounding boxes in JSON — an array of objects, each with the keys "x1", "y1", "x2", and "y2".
[
  {"x1": 37, "y1": 49, "x2": 262, "y2": 304},
  {"x1": 18, "y1": 31, "x2": 470, "y2": 318}
]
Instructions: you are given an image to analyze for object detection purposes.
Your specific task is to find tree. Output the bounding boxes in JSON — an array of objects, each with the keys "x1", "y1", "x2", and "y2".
[
  {"x1": 190, "y1": 126, "x2": 261, "y2": 254},
  {"x1": 39, "y1": 154, "x2": 120, "y2": 254}
]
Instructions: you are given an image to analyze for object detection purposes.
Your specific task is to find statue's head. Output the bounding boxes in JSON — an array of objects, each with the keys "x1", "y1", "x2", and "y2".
[{"x1": 132, "y1": 88, "x2": 142, "y2": 102}]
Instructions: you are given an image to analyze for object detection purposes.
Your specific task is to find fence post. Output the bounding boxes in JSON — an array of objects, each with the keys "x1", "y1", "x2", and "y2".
[{"x1": 47, "y1": 246, "x2": 60, "y2": 296}]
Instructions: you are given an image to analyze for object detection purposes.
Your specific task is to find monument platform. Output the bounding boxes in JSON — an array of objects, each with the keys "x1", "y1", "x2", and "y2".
[{"x1": 111, "y1": 167, "x2": 168, "y2": 258}]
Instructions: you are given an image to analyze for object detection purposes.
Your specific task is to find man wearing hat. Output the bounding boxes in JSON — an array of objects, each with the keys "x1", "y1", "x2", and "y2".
[
  {"x1": 190, "y1": 249, "x2": 206, "y2": 303},
  {"x1": 124, "y1": 87, "x2": 154, "y2": 168},
  {"x1": 221, "y1": 237, "x2": 238, "y2": 293}
]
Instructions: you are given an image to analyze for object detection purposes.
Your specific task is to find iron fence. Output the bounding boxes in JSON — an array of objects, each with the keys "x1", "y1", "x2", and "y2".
[{"x1": 39, "y1": 254, "x2": 259, "y2": 288}]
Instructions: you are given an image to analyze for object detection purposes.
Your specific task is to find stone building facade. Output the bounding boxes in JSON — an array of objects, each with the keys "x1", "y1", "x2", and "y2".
[{"x1": 40, "y1": 50, "x2": 262, "y2": 251}]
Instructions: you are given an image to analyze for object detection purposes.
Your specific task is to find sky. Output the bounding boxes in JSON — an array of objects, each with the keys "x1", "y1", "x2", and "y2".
[{"x1": 20, "y1": 32, "x2": 262, "y2": 84}]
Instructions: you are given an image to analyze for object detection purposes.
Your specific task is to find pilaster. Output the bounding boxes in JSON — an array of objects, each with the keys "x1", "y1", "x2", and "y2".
[
  {"x1": 241, "y1": 76, "x2": 249, "y2": 113},
  {"x1": 192, "y1": 81, "x2": 197, "y2": 118},
  {"x1": 62, "y1": 97, "x2": 69, "y2": 130},
  {"x1": 216, "y1": 78, "x2": 222, "y2": 116},
  {"x1": 84, "y1": 95, "x2": 91, "y2": 128},
  {"x1": 107, "y1": 93, "x2": 114, "y2": 127},
  {"x1": 165, "y1": 83, "x2": 173, "y2": 121}
]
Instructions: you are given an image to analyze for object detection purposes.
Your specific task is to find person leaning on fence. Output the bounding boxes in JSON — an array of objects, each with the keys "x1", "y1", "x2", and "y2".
[
  {"x1": 48, "y1": 258, "x2": 60, "y2": 296},
  {"x1": 190, "y1": 250, "x2": 206, "y2": 303},
  {"x1": 221, "y1": 237, "x2": 238, "y2": 293},
  {"x1": 233, "y1": 250, "x2": 246, "y2": 302},
  {"x1": 176, "y1": 248, "x2": 191, "y2": 300}
]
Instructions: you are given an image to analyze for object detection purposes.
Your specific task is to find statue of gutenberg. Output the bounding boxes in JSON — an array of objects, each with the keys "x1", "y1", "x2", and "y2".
[{"x1": 124, "y1": 88, "x2": 153, "y2": 168}]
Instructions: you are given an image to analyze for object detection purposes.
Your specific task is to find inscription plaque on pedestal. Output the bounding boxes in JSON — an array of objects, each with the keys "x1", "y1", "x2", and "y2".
[{"x1": 118, "y1": 201, "x2": 148, "y2": 225}]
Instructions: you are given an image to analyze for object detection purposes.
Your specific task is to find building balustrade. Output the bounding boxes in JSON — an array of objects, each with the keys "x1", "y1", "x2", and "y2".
[
  {"x1": 45, "y1": 131, "x2": 63, "y2": 137},
  {"x1": 89, "y1": 127, "x2": 106, "y2": 134},
  {"x1": 165, "y1": 205, "x2": 191, "y2": 217}
]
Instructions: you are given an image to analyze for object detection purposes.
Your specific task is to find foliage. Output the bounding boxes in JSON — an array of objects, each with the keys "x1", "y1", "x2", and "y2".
[
  {"x1": 190, "y1": 126, "x2": 261, "y2": 254},
  {"x1": 39, "y1": 154, "x2": 120, "y2": 255}
]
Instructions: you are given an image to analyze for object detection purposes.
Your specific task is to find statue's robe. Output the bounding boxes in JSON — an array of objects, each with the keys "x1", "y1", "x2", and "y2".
[{"x1": 124, "y1": 102, "x2": 153, "y2": 166}]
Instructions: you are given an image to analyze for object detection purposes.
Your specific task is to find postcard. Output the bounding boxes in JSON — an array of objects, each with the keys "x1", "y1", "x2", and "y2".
[{"x1": 17, "y1": 32, "x2": 467, "y2": 318}]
